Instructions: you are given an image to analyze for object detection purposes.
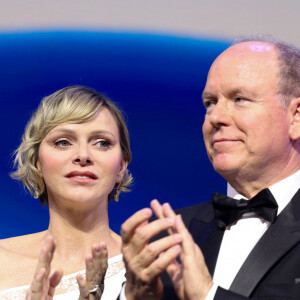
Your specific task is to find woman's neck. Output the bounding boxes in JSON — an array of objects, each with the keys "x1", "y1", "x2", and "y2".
[{"x1": 45, "y1": 200, "x2": 121, "y2": 264}]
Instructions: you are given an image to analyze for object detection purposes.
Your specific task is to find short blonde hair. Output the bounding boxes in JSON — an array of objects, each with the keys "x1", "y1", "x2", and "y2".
[{"x1": 11, "y1": 86, "x2": 132, "y2": 204}]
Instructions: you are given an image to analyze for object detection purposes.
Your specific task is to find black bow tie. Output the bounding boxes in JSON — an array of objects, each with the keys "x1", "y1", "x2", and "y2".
[{"x1": 212, "y1": 188, "x2": 278, "y2": 229}]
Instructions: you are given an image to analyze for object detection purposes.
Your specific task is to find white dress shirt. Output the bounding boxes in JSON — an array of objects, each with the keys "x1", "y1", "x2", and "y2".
[{"x1": 206, "y1": 169, "x2": 300, "y2": 299}]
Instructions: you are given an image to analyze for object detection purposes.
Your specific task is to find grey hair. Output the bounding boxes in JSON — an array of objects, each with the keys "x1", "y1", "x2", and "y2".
[{"x1": 234, "y1": 34, "x2": 300, "y2": 106}]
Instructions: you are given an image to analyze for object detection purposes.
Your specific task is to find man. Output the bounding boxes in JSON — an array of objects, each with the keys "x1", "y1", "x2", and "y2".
[{"x1": 120, "y1": 35, "x2": 300, "y2": 299}]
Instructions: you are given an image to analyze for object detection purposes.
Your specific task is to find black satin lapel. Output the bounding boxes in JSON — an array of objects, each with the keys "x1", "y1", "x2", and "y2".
[
  {"x1": 202, "y1": 227, "x2": 224, "y2": 276},
  {"x1": 229, "y1": 200, "x2": 300, "y2": 297},
  {"x1": 189, "y1": 218, "x2": 224, "y2": 276}
]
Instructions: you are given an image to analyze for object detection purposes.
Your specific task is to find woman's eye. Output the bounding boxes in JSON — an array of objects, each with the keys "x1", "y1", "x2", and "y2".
[
  {"x1": 54, "y1": 139, "x2": 70, "y2": 147},
  {"x1": 95, "y1": 139, "x2": 111, "y2": 148}
]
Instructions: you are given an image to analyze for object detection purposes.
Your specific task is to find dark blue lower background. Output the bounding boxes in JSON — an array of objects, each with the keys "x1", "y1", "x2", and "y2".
[{"x1": 0, "y1": 31, "x2": 228, "y2": 238}]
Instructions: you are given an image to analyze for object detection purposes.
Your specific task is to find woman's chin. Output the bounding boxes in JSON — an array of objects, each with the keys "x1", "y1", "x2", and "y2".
[{"x1": 49, "y1": 192, "x2": 107, "y2": 208}]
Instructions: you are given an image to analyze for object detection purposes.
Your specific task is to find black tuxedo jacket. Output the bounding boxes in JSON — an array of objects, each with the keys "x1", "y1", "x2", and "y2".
[{"x1": 161, "y1": 189, "x2": 300, "y2": 299}]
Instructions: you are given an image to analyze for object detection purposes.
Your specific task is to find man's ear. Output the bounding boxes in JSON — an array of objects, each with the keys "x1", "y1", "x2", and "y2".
[
  {"x1": 117, "y1": 159, "x2": 128, "y2": 182},
  {"x1": 289, "y1": 97, "x2": 300, "y2": 140}
]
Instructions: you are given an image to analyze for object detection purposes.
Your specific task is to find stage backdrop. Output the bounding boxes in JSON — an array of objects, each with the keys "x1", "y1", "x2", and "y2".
[{"x1": 0, "y1": 31, "x2": 228, "y2": 238}]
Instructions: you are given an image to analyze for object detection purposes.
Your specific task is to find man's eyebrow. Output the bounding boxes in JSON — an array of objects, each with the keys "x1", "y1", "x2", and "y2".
[
  {"x1": 202, "y1": 89, "x2": 256, "y2": 100},
  {"x1": 229, "y1": 88, "x2": 244, "y2": 96},
  {"x1": 202, "y1": 92, "x2": 215, "y2": 101},
  {"x1": 228, "y1": 88, "x2": 257, "y2": 98}
]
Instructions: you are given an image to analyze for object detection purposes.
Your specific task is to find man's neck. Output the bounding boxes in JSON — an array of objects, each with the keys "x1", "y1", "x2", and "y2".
[
  {"x1": 227, "y1": 169, "x2": 300, "y2": 215},
  {"x1": 226, "y1": 166, "x2": 300, "y2": 198}
]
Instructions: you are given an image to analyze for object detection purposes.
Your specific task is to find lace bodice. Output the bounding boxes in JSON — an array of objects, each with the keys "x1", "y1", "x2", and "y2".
[{"x1": 0, "y1": 254, "x2": 125, "y2": 300}]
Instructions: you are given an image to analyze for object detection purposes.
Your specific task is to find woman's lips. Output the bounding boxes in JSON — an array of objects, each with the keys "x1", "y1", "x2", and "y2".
[{"x1": 65, "y1": 171, "x2": 98, "y2": 182}]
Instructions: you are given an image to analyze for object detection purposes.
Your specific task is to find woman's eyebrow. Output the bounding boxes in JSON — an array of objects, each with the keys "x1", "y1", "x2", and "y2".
[
  {"x1": 90, "y1": 130, "x2": 115, "y2": 137},
  {"x1": 49, "y1": 128, "x2": 116, "y2": 138},
  {"x1": 48, "y1": 128, "x2": 75, "y2": 135}
]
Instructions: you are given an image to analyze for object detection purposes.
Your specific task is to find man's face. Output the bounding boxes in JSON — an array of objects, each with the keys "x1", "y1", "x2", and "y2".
[{"x1": 202, "y1": 42, "x2": 293, "y2": 189}]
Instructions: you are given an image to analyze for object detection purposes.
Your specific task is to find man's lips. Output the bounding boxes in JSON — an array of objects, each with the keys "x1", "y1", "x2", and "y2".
[
  {"x1": 65, "y1": 171, "x2": 98, "y2": 180},
  {"x1": 212, "y1": 138, "x2": 240, "y2": 146}
]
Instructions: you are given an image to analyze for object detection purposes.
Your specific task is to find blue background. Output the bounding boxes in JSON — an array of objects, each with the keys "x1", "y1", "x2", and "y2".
[{"x1": 0, "y1": 31, "x2": 228, "y2": 238}]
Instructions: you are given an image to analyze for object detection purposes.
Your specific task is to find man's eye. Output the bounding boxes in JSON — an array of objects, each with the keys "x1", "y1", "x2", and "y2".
[
  {"x1": 203, "y1": 100, "x2": 215, "y2": 108},
  {"x1": 96, "y1": 139, "x2": 111, "y2": 148},
  {"x1": 54, "y1": 139, "x2": 70, "y2": 147},
  {"x1": 235, "y1": 97, "x2": 245, "y2": 102}
]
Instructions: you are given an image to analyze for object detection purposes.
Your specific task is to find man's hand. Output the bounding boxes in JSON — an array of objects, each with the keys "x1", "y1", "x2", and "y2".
[
  {"x1": 121, "y1": 207, "x2": 182, "y2": 300},
  {"x1": 77, "y1": 242, "x2": 108, "y2": 300},
  {"x1": 152, "y1": 201, "x2": 213, "y2": 300},
  {"x1": 26, "y1": 236, "x2": 63, "y2": 300}
]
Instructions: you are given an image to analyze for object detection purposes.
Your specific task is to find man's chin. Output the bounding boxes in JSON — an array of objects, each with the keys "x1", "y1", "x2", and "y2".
[{"x1": 213, "y1": 163, "x2": 240, "y2": 180}]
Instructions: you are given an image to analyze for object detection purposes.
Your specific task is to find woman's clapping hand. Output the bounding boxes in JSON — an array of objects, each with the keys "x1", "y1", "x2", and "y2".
[
  {"x1": 26, "y1": 236, "x2": 63, "y2": 300},
  {"x1": 77, "y1": 243, "x2": 108, "y2": 300}
]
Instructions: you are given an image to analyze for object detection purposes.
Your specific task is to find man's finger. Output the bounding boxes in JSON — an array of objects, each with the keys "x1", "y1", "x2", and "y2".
[
  {"x1": 151, "y1": 200, "x2": 177, "y2": 235},
  {"x1": 162, "y1": 202, "x2": 177, "y2": 219},
  {"x1": 150, "y1": 199, "x2": 165, "y2": 219},
  {"x1": 139, "y1": 244, "x2": 182, "y2": 281},
  {"x1": 121, "y1": 208, "x2": 152, "y2": 243},
  {"x1": 132, "y1": 233, "x2": 182, "y2": 270},
  {"x1": 175, "y1": 214, "x2": 198, "y2": 256},
  {"x1": 124, "y1": 218, "x2": 175, "y2": 256},
  {"x1": 166, "y1": 259, "x2": 183, "y2": 296},
  {"x1": 166, "y1": 258, "x2": 181, "y2": 280}
]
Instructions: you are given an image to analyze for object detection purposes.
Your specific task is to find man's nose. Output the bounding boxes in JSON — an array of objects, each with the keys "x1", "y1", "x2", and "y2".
[{"x1": 208, "y1": 100, "x2": 231, "y2": 128}]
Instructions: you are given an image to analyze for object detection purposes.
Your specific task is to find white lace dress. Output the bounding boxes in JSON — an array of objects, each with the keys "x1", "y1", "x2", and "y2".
[{"x1": 0, "y1": 254, "x2": 125, "y2": 300}]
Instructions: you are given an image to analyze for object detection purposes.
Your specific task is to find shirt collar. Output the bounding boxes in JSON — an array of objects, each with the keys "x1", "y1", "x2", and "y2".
[{"x1": 227, "y1": 169, "x2": 300, "y2": 215}]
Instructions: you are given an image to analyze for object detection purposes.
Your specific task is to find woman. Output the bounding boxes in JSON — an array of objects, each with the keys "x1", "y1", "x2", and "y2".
[{"x1": 0, "y1": 86, "x2": 133, "y2": 299}]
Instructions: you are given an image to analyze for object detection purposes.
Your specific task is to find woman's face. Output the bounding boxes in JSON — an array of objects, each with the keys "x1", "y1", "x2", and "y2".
[{"x1": 36, "y1": 107, "x2": 127, "y2": 209}]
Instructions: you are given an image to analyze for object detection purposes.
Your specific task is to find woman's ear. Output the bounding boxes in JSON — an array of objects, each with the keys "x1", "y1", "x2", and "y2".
[
  {"x1": 36, "y1": 160, "x2": 42, "y2": 175},
  {"x1": 289, "y1": 97, "x2": 300, "y2": 140},
  {"x1": 117, "y1": 159, "x2": 128, "y2": 182}
]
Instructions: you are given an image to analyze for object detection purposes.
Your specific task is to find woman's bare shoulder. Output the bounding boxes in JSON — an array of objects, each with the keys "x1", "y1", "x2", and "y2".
[
  {"x1": 0, "y1": 231, "x2": 46, "y2": 256},
  {"x1": 0, "y1": 231, "x2": 46, "y2": 290}
]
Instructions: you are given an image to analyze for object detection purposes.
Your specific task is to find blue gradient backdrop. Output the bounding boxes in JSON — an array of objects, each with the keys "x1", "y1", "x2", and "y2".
[{"x1": 0, "y1": 31, "x2": 228, "y2": 238}]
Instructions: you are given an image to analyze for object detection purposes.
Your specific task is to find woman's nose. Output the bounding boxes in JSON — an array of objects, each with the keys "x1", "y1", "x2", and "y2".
[{"x1": 73, "y1": 146, "x2": 93, "y2": 166}]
